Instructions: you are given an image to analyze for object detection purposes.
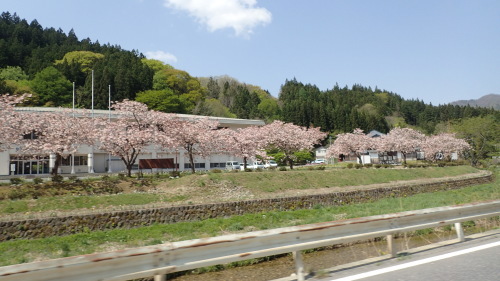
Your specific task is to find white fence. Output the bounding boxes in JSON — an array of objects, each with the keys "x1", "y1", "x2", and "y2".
[{"x1": 1, "y1": 200, "x2": 499, "y2": 281}]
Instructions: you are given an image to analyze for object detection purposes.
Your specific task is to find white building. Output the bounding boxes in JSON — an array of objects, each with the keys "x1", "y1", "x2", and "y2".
[{"x1": 0, "y1": 107, "x2": 265, "y2": 176}]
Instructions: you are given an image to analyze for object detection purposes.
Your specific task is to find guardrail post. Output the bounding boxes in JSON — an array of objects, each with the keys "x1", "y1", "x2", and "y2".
[
  {"x1": 387, "y1": 234, "x2": 397, "y2": 258},
  {"x1": 455, "y1": 222, "x2": 465, "y2": 242},
  {"x1": 154, "y1": 274, "x2": 166, "y2": 281},
  {"x1": 293, "y1": 251, "x2": 305, "y2": 281}
]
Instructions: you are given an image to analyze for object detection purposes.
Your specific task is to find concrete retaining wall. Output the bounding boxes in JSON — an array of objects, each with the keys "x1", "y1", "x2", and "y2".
[{"x1": 0, "y1": 173, "x2": 493, "y2": 241}]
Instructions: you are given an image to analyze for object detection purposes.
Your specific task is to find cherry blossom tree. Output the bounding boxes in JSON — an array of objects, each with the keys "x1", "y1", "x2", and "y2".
[
  {"x1": 169, "y1": 117, "x2": 221, "y2": 173},
  {"x1": 21, "y1": 109, "x2": 95, "y2": 175},
  {"x1": 326, "y1": 128, "x2": 373, "y2": 164},
  {"x1": 96, "y1": 100, "x2": 154, "y2": 177},
  {"x1": 261, "y1": 121, "x2": 326, "y2": 169},
  {"x1": 422, "y1": 133, "x2": 470, "y2": 162},
  {"x1": 0, "y1": 94, "x2": 30, "y2": 151},
  {"x1": 224, "y1": 126, "x2": 265, "y2": 169},
  {"x1": 377, "y1": 127, "x2": 426, "y2": 164}
]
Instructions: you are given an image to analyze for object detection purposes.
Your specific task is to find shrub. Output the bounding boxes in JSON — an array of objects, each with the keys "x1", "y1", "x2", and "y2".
[
  {"x1": 364, "y1": 163, "x2": 373, "y2": 168},
  {"x1": 279, "y1": 167, "x2": 287, "y2": 171},
  {"x1": 346, "y1": 163, "x2": 354, "y2": 169},
  {"x1": 255, "y1": 168, "x2": 263, "y2": 172},
  {"x1": 169, "y1": 171, "x2": 181, "y2": 178},
  {"x1": 244, "y1": 168, "x2": 253, "y2": 172},
  {"x1": 374, "y1": 164, "x2": 382, "y2": 169},
  {"x1": 33, "y1": 177, "x2": 44, "y2": 184},
  {"x1": 51, "y1": 175, "x2": 64, "y2": 183},
  {"x1": 9, "y1": 178, "x2": 23, "y2": 185},
  {"x1": 8, "y1": 187, "x2": 27, "y2": 200},
  {"x1": 316, "y1": 166, "x2": 326, "y2": 170},
  {"x1": 68, "y1": 176, "x2": 81, "y2": 183},
  {"x1": 354, "y1": 164, "x2": 363, "y2": 169},
  {"x1": 383, "y1": 164, "x2": 391, "y2": 169}
]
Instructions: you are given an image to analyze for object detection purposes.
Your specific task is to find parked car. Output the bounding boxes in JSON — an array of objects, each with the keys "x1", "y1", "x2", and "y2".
[
  {"x1": 312, "y1": 159, "x2": 325, "y2": 164},
  {"x1": 264, "y1": 160, "x2": 278, "y2": 168},
  {"x1": 225, "y1": 161, "x2": 241, "y2": 170},
  {"x1": 240, "y1": 161, "x2": 265, "y2": 170}
]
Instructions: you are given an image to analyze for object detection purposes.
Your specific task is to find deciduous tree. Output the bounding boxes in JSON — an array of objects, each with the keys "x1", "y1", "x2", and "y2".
[
  {"x1": 422, "y1": 133, "x2": 470, "y2": 162},
  {"x1": 261, "y1": 121, "x2": 326, "y2": 169},
  {"x1": 326, "y1": 128, "x2": 373, "y2": 164},
  {"x1": 96, "y1": 100, "x2": 154, "y2": 177},
  {"x1": 377, "y1": 127, "x2": 426, "y2": 164},
  {"x1": 169, "y1": 117, "x2": 220, "y2": 173}
]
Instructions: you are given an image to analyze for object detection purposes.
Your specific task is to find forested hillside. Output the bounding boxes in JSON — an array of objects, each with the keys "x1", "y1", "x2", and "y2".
[{"x1": 1, "y1": 12, "x2": 498, "y2": 137}]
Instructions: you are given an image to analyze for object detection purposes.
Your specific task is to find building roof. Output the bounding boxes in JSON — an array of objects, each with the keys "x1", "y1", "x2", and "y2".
[
  {"x1": 14, "y1": 107, "x2": 266, "y2": 127},
  {"x1": 366, "y1": 130, "x2": 385, "y2": 138}
]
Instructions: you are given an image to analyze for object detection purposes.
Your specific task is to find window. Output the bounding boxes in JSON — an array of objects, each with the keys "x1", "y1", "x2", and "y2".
[
  {"x1": 184, "y1": 163, "x2": 206, "y2": 169},
  {"x1": 61, "y1": 155, "x2": 88, "y2": 166},
  {"x1": 210, "y1": 162, "x2": 226, "y2": 168},
  {"x1": 22, "y1": 131, "x2": 39, "y2": 139}
]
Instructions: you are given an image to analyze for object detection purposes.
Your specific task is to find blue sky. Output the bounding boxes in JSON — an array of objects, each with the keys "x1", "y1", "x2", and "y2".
[{"x1": 3, "y1": 0, "x2": 499, "y2": 105}]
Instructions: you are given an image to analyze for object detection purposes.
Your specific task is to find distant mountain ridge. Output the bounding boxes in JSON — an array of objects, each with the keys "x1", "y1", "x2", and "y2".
[{"x1": 450, "y1": 94, "x2": 500, "y2": 110}]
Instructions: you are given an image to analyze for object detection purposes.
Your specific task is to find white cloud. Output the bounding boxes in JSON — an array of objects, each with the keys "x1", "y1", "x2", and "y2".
[
  {"x1": 145, "y1": 50, "x2": 178, "y2": 64},
  {"x1": 164, "y1": 0, "x2": 272, "y2": 37}
]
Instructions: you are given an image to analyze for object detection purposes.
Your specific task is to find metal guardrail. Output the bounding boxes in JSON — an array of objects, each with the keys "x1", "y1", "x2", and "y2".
[{"x1": 1, "y1": 200, "x2": 499, "y2": 281}]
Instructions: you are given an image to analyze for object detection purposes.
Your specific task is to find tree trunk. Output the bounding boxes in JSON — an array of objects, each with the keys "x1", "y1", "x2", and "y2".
[
  {"x1": 189, "y1": 152, "x2": 195, "y2": 173},
  {"x1": 243, "y1": 156, "x2": 247, "y2": 170},
  {"x1": 51, "y1": 153, "x2": 62, "y2": 176},
  {"x1": 356, "y1": 153, "x2": 363, "y2": 165},
  {"x1": 126, "y1": 164, "x2": 132, "y2": 177}
]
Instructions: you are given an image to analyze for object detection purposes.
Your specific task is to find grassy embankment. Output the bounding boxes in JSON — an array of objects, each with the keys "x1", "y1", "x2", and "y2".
[
  {"x1": 0, "y1": 165, "x2": 483, "y2": 215},
  {"x1": 0, "y1": 166, "x2": 498, "y2": 266}
]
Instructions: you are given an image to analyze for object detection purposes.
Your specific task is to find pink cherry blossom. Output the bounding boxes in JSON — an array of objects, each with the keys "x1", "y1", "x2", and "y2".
[
  {"x1": 326, "y1": 128, "x2": 374, "y2": 164},
  {"x1": 260, "y1": 121, "x2": 326, "y2": 169},
  {"x1": 376, "y1": 127, "x2": 426, "y2": 164}
]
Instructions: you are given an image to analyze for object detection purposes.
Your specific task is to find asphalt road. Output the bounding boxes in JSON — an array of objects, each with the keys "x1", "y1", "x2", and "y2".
[{"x1": 315, "y1": 231, "x2": 500, "y2": 281}]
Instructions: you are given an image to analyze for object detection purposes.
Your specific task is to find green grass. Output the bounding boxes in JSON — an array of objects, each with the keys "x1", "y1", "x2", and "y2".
[
  {"x1": 0, "y1": 166, "x2": 484, "y2": 215},
  {"x1": 0, "y1": 169, "x2": 497, "y2": 266},
  {"x1": 205, "y1": 166, "x2": 480, "y2": 192},
  {"x1": 0, "y1": 193, "x2": 187, "y2": 215}
]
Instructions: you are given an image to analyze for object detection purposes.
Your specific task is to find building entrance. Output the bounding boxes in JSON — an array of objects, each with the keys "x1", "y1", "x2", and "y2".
[{"x1": 9, "y1": 156, "x2": 50, "y2": 175}]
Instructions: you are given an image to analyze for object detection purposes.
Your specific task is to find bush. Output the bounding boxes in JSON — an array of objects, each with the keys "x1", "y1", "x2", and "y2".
[
  {"x1": 169, "y1": 171, "x2": 181, "y2": 178},
  {"x1": 68, "y1": 176, "x2": 81, "y2": 183},
  {"x1": 255, "y1": 168, "x2": 264, "y2": 172},
  {"x1": 279, "y1": 167, "x2": 287, "y2": 171},
  {"x1": 374, "y1": 164, "x2": 382, "y2": 169},
  {"x1": 346, "y1": 163, "x2": 354, "y2": 169},
  {"x1": 244, "y1": 168, "x2": 253, "y2": 172},
  {"x1": 33, "y1": 177, "x2": 44, "y2": 184},
  {"x1": 8, "y1": 187, "x2": 27, "y2": 200},
  {"x1": 354, "y1": 164, "x2": 363, "y2": 169},
  {"x1": 51, "y1": 175, "x2": 64, "y2": 183},
  {"x1": 9, "y1": 178, "x2": 24, "y2": 185},
  {"x1": 364, "y1": 163, "x2": 373, "y2": 168},
  {"x1": 316, "y1": 165, "x2": 326, "y2": 170}
]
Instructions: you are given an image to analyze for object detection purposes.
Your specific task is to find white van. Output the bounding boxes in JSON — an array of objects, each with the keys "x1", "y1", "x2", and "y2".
[{"x1": 225, "y1": 161, "x2": 241, "y2": 170}]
